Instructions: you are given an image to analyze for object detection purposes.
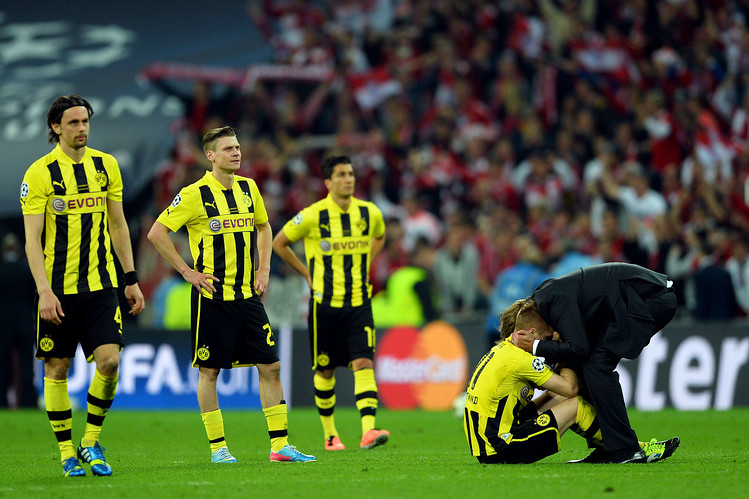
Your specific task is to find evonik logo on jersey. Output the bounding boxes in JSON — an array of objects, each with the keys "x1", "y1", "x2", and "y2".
[
  {"x1": 50, "y1": 193, "x2": 107, "y2": 213},
  {"x1": 208, "y1": 215, "x2": 255, "y2": 233},
  {"x1": 319, "y1": 236, "x2": 371, "y2": 254}
]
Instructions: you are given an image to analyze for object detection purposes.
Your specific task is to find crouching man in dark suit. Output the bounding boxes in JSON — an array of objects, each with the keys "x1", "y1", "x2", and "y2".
[{"x1": 512, "y1": 262, "x2": 680, "y2": 463}]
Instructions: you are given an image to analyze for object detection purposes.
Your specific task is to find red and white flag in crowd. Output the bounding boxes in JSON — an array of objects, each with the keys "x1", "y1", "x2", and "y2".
[{"x1": 349, "y1": 67, "x2": 402, "y2": 111}]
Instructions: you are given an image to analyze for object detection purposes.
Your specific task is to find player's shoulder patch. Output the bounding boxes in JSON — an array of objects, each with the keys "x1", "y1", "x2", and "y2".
[
  {"x1": 531, "y1": 357, "x2": 545, "y2": 372},
  {"x1": 20, "y1": 182, "x2": 29, "y2": 198},
  {"x1": 171, "y1": 193, "x2": 182, "y2": 207},
  {"x1": 293, "y1": 212, "x2": 303, "y2": 225}
]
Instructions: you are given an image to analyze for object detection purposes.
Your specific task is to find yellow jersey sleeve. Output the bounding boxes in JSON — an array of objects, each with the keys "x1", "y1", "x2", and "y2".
[
  {"x1": 370, "y1": 202, "x2": 385, "y2": 238},
  {"x1": 156, "y1": 187, "x2": 198, "y2": 232},
  {"x1": 20, "y1": 163, "x2": 49, "y2": 215},
  {"x1": 105, "y1": 154, "x2": 123, "y2": 202},
  {"x1": 282, "y1": 205, "x2": 315, "y2": 242},
  {"x1": 249, "y1": 179, "x2": 268, "y2": 225},
  {"x1": 514, "y1": 353, "x2": 554, "y2": 387}
]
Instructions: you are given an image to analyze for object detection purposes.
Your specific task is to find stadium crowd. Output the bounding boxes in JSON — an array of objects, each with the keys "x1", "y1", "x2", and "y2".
[{"x1": 133, "y1": 0, "x2": 749, "y2": 333}]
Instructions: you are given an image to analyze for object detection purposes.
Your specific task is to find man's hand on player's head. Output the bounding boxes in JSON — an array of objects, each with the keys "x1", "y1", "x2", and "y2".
[{"x1": 512, "y1": 329, "x2": 535, "y2": 353}]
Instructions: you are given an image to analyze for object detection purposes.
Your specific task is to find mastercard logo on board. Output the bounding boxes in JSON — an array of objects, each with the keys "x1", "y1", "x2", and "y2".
[{"x1": 374, "y1": 321, "x2": 468, "y2": 410}]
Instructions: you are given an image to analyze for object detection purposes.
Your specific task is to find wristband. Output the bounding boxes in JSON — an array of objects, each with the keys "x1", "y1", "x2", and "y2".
[{"x1": 124, "y1": 271, "x2": 139, "y2": 286}]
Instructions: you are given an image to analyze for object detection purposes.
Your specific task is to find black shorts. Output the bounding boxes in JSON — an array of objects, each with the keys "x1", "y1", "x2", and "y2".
[
  {"x1": 35, "y1": 288, "x2": 124, "y2": 362},
  {"x1": 308, "y1": 299, "x2": 375, "y2": 370},
  {"x1": 192, "y1": 290, "x2": 279, "y2": 369},
  {"x1": 477, "y1": 410, "x2": 561, "y2": 464}
]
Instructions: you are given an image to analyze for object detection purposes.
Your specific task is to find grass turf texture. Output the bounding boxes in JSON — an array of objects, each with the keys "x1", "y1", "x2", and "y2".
[{"x1": 2, "y1": 408, "x2": 747, "y2": 498}]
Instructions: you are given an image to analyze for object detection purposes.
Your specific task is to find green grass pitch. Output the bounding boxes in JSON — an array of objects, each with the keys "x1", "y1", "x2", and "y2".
[{"x1": 2, "y1": 407, "x2": 747, "y2": 498}]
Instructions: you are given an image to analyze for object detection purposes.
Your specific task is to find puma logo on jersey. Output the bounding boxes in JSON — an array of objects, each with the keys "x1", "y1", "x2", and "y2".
[
  {"x1": 52, "y1": 180, "x2": 66, "y2": 191},
  {"x1": 320, "y1": 223, "x2": 330, "y2": 231},
  {"x1": 204, "y1": 201, "x2": 217, "y2": 210}
]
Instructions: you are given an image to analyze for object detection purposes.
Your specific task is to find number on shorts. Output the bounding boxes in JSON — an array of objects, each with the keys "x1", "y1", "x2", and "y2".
[
  {"x1": 264, "y1": 323, "x2": 275, "y2": 346},
  {"x1": 114, "y1": 306, "x2": 123, "y2": 334},
  {"x1": 365, "y1": 326, "x2": 375, "y2": 348}
]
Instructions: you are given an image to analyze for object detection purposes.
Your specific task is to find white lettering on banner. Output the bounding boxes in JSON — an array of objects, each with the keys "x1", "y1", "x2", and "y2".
[
  {"x1": 618, "y1": 363, "x2": 633, "y2": 407},
  {"x1": 670, "y1": 337, "x2": 715, "y2": 410},
  {"x1": 109, "y1": 95, "x2": 162, "y2": 118},
  {"x1": 217, "y1": 368, "x2": 246, "y2": 396},
  {"x1": 618, "y1": 335, "x2": 748, "y2": 410},
  {"x1": 120, "y1": 344, "x2": 155, "y2": 394},
  {"x1": 375, "y1": 356, "x2": 465, "y2": 383},
  {"x1": 145, "y1": 345, "x2": 184, "y2": 395},
  {"x1": 67, "y1": 347, "x2": 92, "y2": 392},
  {"x1": 1, "y1": 21, "x2": 134, "y2": 80},
  {"x1": 187, "y1": 363, "x2": 199, "y2": 392},
  {"x1": 715, "y1": 338, "x2": 749, "y2": 410},
  {"x1": 635, "y1": 334, "x2": 668, "y2": 410}
]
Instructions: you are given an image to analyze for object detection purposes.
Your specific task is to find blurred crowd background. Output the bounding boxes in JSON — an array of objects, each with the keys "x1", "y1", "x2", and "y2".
[
  {"x1": 134, "y1": 0, "x2": 749, "y2": 335},
  {"x1": 4, "y1": 0, "x2": 749, "y2": 407}
]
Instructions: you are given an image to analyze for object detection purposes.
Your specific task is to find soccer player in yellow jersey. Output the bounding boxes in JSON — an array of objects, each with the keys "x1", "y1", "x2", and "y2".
[
  {"x1": 273, "y1": 155, "x2": 389, "y2": 451},
  {"x1": 20, "y1": 95, "x2": 145, "y2": 477},
  {"x1": 464, "y1": 300, "x2": 595, "y2": 463},
  {"x1": 148, "y1": 126, "x2": 314, "y2": 463},
  {"x1": 467, "y1": 299, "x2": 679, "y2": 464}
]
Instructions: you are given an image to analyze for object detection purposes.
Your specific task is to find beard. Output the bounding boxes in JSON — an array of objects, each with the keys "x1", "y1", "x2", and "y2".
[{"x1": 68, "y1": 135, "x2": 88, "y2": 150}]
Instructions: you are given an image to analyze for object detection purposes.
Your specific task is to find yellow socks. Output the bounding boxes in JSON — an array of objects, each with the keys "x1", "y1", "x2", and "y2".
[
  {"x1": 263, "y1": 402, "x2": 289, "y2": 452},
  {"x1": 81, "y1": 369, "x2": 117, "y2": 448},
  {"x1": 571, "y1": 396, "x2": 604, "y2": 447},
  {"x1": 354, "y1": 368, "x2": 378, "y2": 435},
  {"x1": 201, "y1": 409, "x2": 227, "y2": 453},
  {"x1": 44, "y1": 377, "x2": 75, "y2": 461},
  {"x1": 314, "y1": 374, "x2": 338, "y2": 438}
]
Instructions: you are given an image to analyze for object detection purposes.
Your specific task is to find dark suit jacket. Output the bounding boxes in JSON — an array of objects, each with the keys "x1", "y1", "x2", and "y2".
[{"x1": 532, "y1": 263, "x2": 670, "y2": 362}]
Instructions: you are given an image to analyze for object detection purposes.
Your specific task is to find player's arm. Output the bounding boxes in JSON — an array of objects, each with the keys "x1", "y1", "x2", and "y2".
[
  {"x1": 23, "y1": 213, "x2": 64, "y2": 325},
  {"x1": 147, "y1": 220, "x2": 217, "y2": 293},
  {"x1": 370, "y1": 206, "x2": 386, "y2": 260},
  {"x1": 538, "y1": 367, "x2": 578, "y2": 399},
  {"x1": 254, "y1": 220, "x2": 272, "y2": 297},
  {"x1": 107, "y1": 199, "x2": 145, "y2": 315},
  {"x1": 370, "y1": 232, "x2": 385, "y2": 261},
  {"x1": 272, "y1": 229, "x2": 312, "y2": 290}
]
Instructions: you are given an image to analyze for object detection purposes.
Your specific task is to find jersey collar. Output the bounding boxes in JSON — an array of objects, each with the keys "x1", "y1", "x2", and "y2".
[
  {"x1": 203, "y1": 170, "x2": 235, "y2": 191},
  {"x1": 324, "y1": 193, "x2": 356, "y2": 213},
  {"x1": 53, "y1": 142, "x2": 90, "y2": 164}
]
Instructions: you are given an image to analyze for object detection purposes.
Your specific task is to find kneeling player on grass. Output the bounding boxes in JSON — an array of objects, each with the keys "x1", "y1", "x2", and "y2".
[{"x1": 464, "y1": 301, "x2": 678, "y2": 464}]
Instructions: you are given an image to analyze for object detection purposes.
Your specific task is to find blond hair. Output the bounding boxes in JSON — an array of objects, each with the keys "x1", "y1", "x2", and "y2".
[
  {"x1": 499, "y1": 299, "x2": 525, "y2": 339},
  {"x1": 515, "y1": 299, "x2": 550, "y2": 334}
]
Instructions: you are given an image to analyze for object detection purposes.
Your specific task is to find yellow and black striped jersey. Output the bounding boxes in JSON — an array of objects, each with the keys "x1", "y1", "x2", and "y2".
[
  {"x1": 464, "y1": 339, "x2": 553, "y2": 457},
  {"x1": 281, "y1": 194, "x2": 385, "y2": 308},
  {"x1": 20, "y1": 143, "x2": 123, "y2": 295},
  {"x1": 156, "y1": 171, "x2": 268, "y2": 301}
]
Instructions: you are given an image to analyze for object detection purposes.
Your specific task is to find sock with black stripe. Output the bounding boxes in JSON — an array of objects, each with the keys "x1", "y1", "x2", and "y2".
[
  {"x1": 314, "y1": 374, "x2": 338, "y2": 438},
  {"x1": 354, "y1": 368, "x2": 378, "y2": 434},
  {"x1": 264, "y1": 402, "x2": 289, "y2": 452},
  {"x1": 81, "y1": 369, "x2": 117, "y2": 448},
  {"x1": 202, "y1": 409, "x2": 228, "y2": 453},
  {"x1": 45, "y1": 377, "x2": 75, "y2": 462}
]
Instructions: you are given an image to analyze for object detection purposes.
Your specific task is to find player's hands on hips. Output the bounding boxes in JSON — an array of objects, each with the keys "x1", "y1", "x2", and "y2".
[
  {"x1": 254, "y1": 267, "x2": 270, "y2": 297},
  {"x1": 38, "y1": 288, "x2": 64, "y2": 325},
  {"x1": 512, "y1": 330, "x2": 535, "y2": 353},
  {"x1": 183, "y1": 268, "x2": 218, "y2": 294},
  {"x1": 125, "y1": 283, "x2": 145, "y2": 315}
]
